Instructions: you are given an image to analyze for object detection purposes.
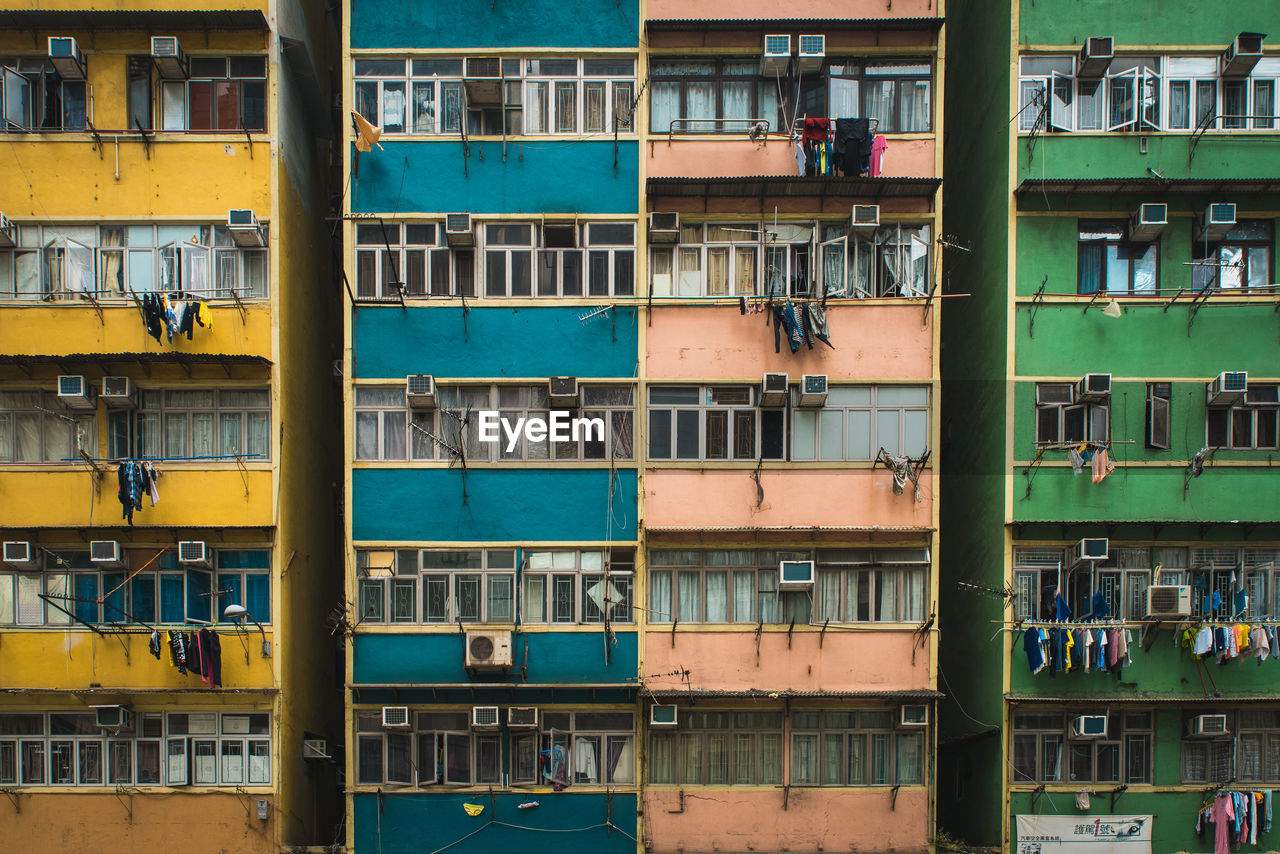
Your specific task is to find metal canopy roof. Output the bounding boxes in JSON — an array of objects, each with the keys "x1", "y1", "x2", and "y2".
[
  {"x1": 647, "y1": 17, "x2": 943, "y2": 32},
  {"x1": 1016, "y1": 177, "x2": 1280, "y2": 196},
  {"x1": 0, "y1": 9, "x2": 268, "y2": 30},
  {"x1": 641, "y1": 688, "x2": 945, "y2": 700},
  {"x1": 647, "y1": 175, "x2": 941, "y2": 200}
]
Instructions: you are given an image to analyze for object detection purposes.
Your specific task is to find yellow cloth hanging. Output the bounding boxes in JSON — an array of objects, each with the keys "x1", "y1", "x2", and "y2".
[
  {"x1": 197, "y1": 301, "x2": 212, "y2": 330},
  {"x1": 462, "y1": 803, "x2": 484, "y2": 817}
]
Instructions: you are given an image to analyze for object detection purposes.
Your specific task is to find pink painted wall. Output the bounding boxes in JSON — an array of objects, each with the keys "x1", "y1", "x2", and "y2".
[
  {"x1": 644, "y1": 630, "x2": 931, "y2": 693},
  {"x1": 647, "y1": 0, "x2": 939, "y2": 20},
  {"x1": 644, "y1": 469, "x2": 933, "y2": 528},
  {"x1": 647, "y1": 137, "x2": 937, "y2": 180},
  {"x1": 644, "y1": 787, "x2": 930, "y2": 854},
  {"x1": 646, "y1": 305, "x2": 934, "y2": 380}
]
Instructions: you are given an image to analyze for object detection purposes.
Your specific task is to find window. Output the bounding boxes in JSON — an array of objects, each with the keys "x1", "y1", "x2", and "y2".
[
  {"x1": 813, "y1": 549, "x2": 929, "y2": 624},
  {"x1": 0, "y1": 58, "x2": 86, "y2": 132},
  {"x1": 839, "y1": 224, "x2": 932, "y2": 298},
  {"x1": 1077, "y1": 221, "x2": 1157, "y2": 294},
  {"x1": 801, "y1": 61, "x2": 932, "y2": 133},
  {"x1": 649, "y1": 59, "x2": 779, "y2": 134},
  {"x1": 479, "y1": 222, "x2": 635, "y2": 298},
  {"x1": 647, "y1": 550, "x2": 811, "y2": 625},
  {"x1": 512, "y1": 711, "x2": 635, "y2": 785},
  {"x1": 0, "y1": 390, "x2": 96, "y2": 463},
  {"x1": 1191, "y1": 221, "x2": 1273, "y2": 293},
  {"x1": 521, "y1": 549, "x2": 634, "y2": 625},
  {"x1": 358, "y1": 549, "x2": 515, "y2": 624},
  {"x1": 0, "y1": 711, "x2": 268, "y2": 787},
  {"x1": 647, "y1": 385, "x2": 785, "y2": 461},
  {"x1": 1146, "y1": 383, "x2": 1171, "y2": 450},
  {"x1": 161, "y1": 56, "x2": 266, "y2": 132},
  {"x1": 112, "y1": 388, "x2": 270, "y2": 461},
  {"x1": 1183, "y1": 710, "x2": 1280, "y2": 784},
  {"x1": 354, "y1": 387, "x2": 407, "y2": 461},
  {"x1": 648, "y1": 709, "x2": 782, "y2": 785},
  {"x1": 792, "y1": 385, "x2": 929, "y2": 461},
  {"x1": 354, "y1": 57, "x2": 635, "y2": 137},
  {"x1": 354, "y1": 223, "x2": 461, "y2": 299},
  {"x1": 1034, "y1": 383, "x2": 1109, "y2": 445},
  {"x1": 214, "y1": 550, "x2": 271, "y2": 624},
  {"x1": 792, "y1": 709, "x2": 924, "y2": 786},
  {"x1": 1207, "y1": 384, "x2": 1279, "y2": 450},
  {"x1": 1013, "y1": 710, "x2": 1151, "y2": 785}
]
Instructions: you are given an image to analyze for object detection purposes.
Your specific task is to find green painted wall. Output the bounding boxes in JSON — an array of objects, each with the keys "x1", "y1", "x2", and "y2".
[
  {"x1": 1018, "y1": 0, "x2": 1277, "y2": 45},
  {"x1": 1020, "y1": 135, "x2": 1280, "y2": 181}
]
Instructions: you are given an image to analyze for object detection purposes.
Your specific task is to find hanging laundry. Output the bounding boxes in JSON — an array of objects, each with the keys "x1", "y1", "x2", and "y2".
[
  {"x1": 196, "y1": 300, "x2": 213, "y2": 330},
  {"x1": 793, "y1": 138, "x2": 807, "y2": 176},
  {"x1": 162, "y1": 294, "x2": 179, "y2": 342},
  {"x1": 141, "y1": 292, "x2": 165, "y2": 342},
  {"x1": 1091, "y1": 448, "x2": 1115, "y2": 483},
  {"x1": 804, "y1": 302, "x2": 835, "y2": 349},
  {"x1": 179, "y1": 301, "x2": 197, "y2": 340},
  {"x1": 1068, "y1": 447, "x2": 1085, "y2": 474},
  {"x1": 1053, "y1": 592, "x2": 1072, "y2": 621},
  {"x1": 117, "y1": 461, "x2": 144, "y2": 525},
  {"x1": 1023, "y1": 627, "x2": 1046, "y2": 674},
  {"x1": 1191, "y1": 446, "x2": 1209, "y2": 478},
  {"x1": 168, "y1": 630, "x2": 188, "y2": 676},
  {"x1": 148, "y1": 630, "x2": 162, "y2": 660},
  {"x1": 879, "y1": 449, "x2": 921, "y2": 502},
  {"x1": 869, "y1": 134, "x2": 888, "y2": 177},
  {"x1": 142, "y1": 461, "x2": 160, "y2": 505},
  {"x1": 833, "y1": 118, "x2": 872, "y2": 176},
  {"x1": 186, "y1": 631, "x2": 205, "y2": 678}
]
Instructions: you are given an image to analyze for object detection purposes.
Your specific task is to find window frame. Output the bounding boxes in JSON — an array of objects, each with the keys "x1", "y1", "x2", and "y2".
[
  {"x1": 160, "y1": 55, "x2": 267, "y2": 133},
  {"x1": 1207, "y1": 384, "x2": 1280, "y2": 450},
  {"x1": 1191, "y1": 220, "x2": 1274, "y2": 293},
  {"x1": 1012, "y1": 710, "x2": 1151, "y2": 785},
  {"x1": 1076, "y1": 220, "x2": 1159, "y2": 295},
  {"x1": 0, "y1": 389, "x2": 97, "y2": 463},
  {"x1": 647, "y1": 708, "x2": 784, "y2": 786}
]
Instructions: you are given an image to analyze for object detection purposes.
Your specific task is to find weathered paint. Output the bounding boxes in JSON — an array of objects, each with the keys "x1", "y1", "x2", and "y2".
[
  {"x1": 643, "y1": 630, "x2": 931, "y2": 692},
  {"x1": 1019, "y1": 0, "x2": 1278, "y2": 44},
  {"x1": 644, "y1": 787, "x2": 930, "y2": 854},
  {"x1": 353, "y1": 631, "x2": 638, "y2": 684},
  {"x1": 351, "y1": 141, "x2": 640, "y2": 215},
  {"x1": 646, "y1": 0, "x2": 938, "y2": 18},
  {"x1": 644, "y1": 469, "x2": 932, "y2": 529},
  {"x1": 352, "y1": 468, "x2": 639, "y2": 541},
  {"x1": 2, "y1": 304, "x2": 272, "y2": 358},
  {"x1": 353, "y1": 306, "x2": 639, "y2": 379},
  {"x1": 645, "y1": 304, "x2": 934, "y2": 380},
  {"x1": 349, "y1": 0, "x2": 639, "y2": 49},
  {"x1": 648, "y1": 137, "x2": 937, "y2": 179}
]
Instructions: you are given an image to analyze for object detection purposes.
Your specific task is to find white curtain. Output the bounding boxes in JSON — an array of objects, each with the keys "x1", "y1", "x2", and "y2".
[
  {"x1": 649, "y1": 82, "x2": 679, "y2": 133},
  {"x1": 648, "y1": 571, "x2": 672, "y2": 622},
  {"x1": 704, "y1": 572, "x2": 727, "y2": 622},
  {"x1": 677, "y1": 571, "x2": 701, "y2": 621}
]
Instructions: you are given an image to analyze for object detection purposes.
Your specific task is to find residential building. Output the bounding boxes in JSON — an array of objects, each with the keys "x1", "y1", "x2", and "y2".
[
  {"x1": 940, "y1": 2, "x2": 1280, "y2": 850},
  {"x1": 0, "y1": 1, "x2": 341, "y2": 850}
]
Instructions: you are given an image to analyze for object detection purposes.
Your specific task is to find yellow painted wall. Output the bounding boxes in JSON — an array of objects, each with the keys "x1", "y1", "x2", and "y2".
[
  {"x1": 0, "y1": 0, "x2": 266, "y2": 12},
  {"x1": 2, "y1": 305, "x2": 272, "y2": 357}
]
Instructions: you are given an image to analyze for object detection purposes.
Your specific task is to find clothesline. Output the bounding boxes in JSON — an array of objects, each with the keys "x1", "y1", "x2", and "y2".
[
  {"x1": 64, "y1": 453, "x2": 265, "y2": 462},
  {"x1": 996, "y1": 618, "x2": 1280, "y2": 629}
]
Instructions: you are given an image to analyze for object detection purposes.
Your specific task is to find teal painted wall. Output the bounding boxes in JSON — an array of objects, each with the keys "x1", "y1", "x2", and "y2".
[
  {"x1": 351, "y1": 468, "x2": 638, "y2": 542},
  {"x1": 353, "y1": 631, "x2": 638, "y2": 684},
  {"x1": 1018, "y1": 0, "x2": 1276, "y2": 45},
  {"x1": 349, "y1": 0, "x2": 639, "y2": 50},
  {"x1": 353, "y1": 306, "x2": 639, "y2": 379},
  {"x1": 352, "y1": 142, "x2": 640, "y2": 214},
  {"x1": 353, "y1": 792, "x2": 637, "y2": 854},
  {"x1": 1020, "y1": 135, "x2": 1280, "y2": 182}
]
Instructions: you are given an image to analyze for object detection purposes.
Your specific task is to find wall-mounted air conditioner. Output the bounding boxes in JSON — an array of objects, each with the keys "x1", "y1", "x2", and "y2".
[
  {"x1": 2, "y1": 541, "x2": 35, "y2": 570},
  {"x1": 102, "y1": 377, "x2": 137, "y2": 409},
  {"x1": 178, "y1": 540, "x2": 211, "y2": 568},
  {"x1": 549, "y1": 376, "x2": 579, "y2": 407},
  {"x1": 90, "y1": 540, "x2": 126, "y2": 568},
  {"x1": 471, "y1": 706, "x2": 501, "y2": 730},
  {"x1": 798, "y1": 374, "x2": 828, "y2": 407},
  {"x1": 463, "y1": 56, "x2": 502, "y2": 104},
  {"x1": 1069, "y1": 538, "x2": 1109, "y2": 566},
  {"x1": 48, "y1": 37, "x2": 86, "y2": 81},
  {"x1": 508, "y1": 707, "x2": 539, "y2": 729},
  {"x1": 650, "y1": 704, "x2": 678, "y2": 727},
  {"x1": 151, "y1": 36, "x2": 188, "y2": 80},
  {"x1": 445, "y1": 213, "x2": 474, "y2": 247},
  {"x1": 381, "y1": 706, "x2": 410, "y2": 728},
  {"x1": 92, "y1": 705, "x2": 134, "y2": 732},
  {"x1": 762, "y1": 35, "x2": 791, "y2": 75},
  {"x1": 797, "y1": 35, "x2": 826, "y2": 73},
  {"x1": 57, "y1": 375, "x2": 95, "y2": 410},
  {"x1": 1076, "y1": 373, "x2": 1111, "y2": 402},
  {"x1": 1070, "y1": 714, "x2": 1108, "y2": 738},
  {"x1": 778, "y1": 559, "x2": 815, "y2": 590},
  {"x1": 648, "y1": 212, "x2": 680, "y2": 244},
  {"x1": 465, "y1": 630, "x2": 513, "y2": 669},
  {"x1": 1129, "y1": 203, "x2": 1167, "y2": 242},
  {"x1": 1146, "y1": 584, "x2": 1192, "y2": 619},
  {"x1": 1077, "y1": 37, "x2": 1114, "y2": 79},
  {"x1": 760, "y1": 373, "x2": 789, "y2": 407},
  {"x1": 900, "y1": 705, "x2": 929, "y2": 727},
  {"x1": 1196, "y1": 203, "x2": 1237, "y2": 243},
  {"x1": 1207, "y1": 371, "x2": 1248, "y2": 406},
  {"x1": 1222, "y1": 32, "x2": 1265, "y2": 77},
  {"x1": 1188, "y1": 714, "x2": 1229, "y2": 738},
  {"x1": 0, "y1": 213, "x2": 15, "y2": 248},
  {"x1": 302, "y1": 738, "x2": 332, "y2": 759},
  {"x1": 227, "y1": 209, "x2": 266, "y2": 247},
  {"x1": 406, "y1": 374, "x2": 437, "y2": 409},
  {"x1": 852, "y1": 205, "x2": 880, "y2": 229}
]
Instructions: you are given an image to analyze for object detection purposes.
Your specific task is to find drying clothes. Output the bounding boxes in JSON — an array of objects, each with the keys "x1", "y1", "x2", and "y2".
[
  {"x1": 1193, "y1": 626, "x2": 1215, "y2": 656},
  {"x1": 205, "y1": 629, "x2": 223, "y2": 687},
  {"x1": 794, "y1": 140, "x2": 807, "y2": 176},
  {"x1": 804, "y1": 302, "x2": 835, "y2": 349},
  {"x1": 148, "y1": 630, "x2": 162, "y2": 660},
  {"x1": 1213, "y1": 793, "x2": 1236, "y2": 854},
  {"x1": 196, "y1": 300, "x2": 213, "y2": 330},
  {"x1": 1023, "y1": 627, "x2": 1046, "y2": 674},
  {"x1": 141, "y1": 292, "x2": 165, "y2": 342},
  {"x1": 1053, "y1": 593, "x2": 1073, "y2": 622},
  {"x1": 869, "y1": 134, "x2": 888, "y2": 177},
  {"x1": 162, "y1": 294, "x2": 179, "y2": 342},
  {"x1": 833, "y1": 118, "x2": 872, "y2": 176},
  {"x1": 880, "y1": 450, "x2": 922, "y2": 502},
  {"x1": 117, "y1": 461, "x2": 145, "y2": 525},
  {"x1": 801, "y1": 117, "x2": 831, "y2": 144},
  {"x1": 1091, "y1": 448, "x2": 1116, "y2": 483},
  {"x1": 178, "y1": 301, "x2": 197, "y2": 340},
  {"x1": 1068, "y1": 447, "x2": 1085, "y2": 474},
  {"x1": 186, "y1": 631, "x2": 205, "y2": 678},
  {"x1": 1090, "y1": 590, "x2": 1111, "y2": 620},
  {"x1": 142, "y1": 461, "x2": 160, "y2": 505},
  {"x1": 168, "y1": 630, "x2": 188, "y2": 675},
  {"x1": 1191, "y1": 446, "x2": 1209, "y2": 478}
]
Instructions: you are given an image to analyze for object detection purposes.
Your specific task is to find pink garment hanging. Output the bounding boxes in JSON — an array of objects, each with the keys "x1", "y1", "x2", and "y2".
[{"x1": 869, "y1": 134, "x2": 888, "y2": 177}]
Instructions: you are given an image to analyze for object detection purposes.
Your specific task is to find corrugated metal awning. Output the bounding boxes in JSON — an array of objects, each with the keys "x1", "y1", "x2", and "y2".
[
  {"x1": 1016, "y1": 177, "x2": 1280, "y2": 196},
  {"x1": 647, "y1": 17, "x2": 943, "y2": 32},
  {"x1": 0, "y1": 9, "x2": 268, "y2": 30},
  {"x1": 642, "y1": 687, "x2": 944, "y2": 700},
  {"x1": 648, "y1": 175, "x2": 941, "y2": 201},
  {"x1": 646, "y1": 524, "x2": 932, "y2": 533},
  {"x1": 1008, "y1": 694, "x2": 1280, "y2": 704}
]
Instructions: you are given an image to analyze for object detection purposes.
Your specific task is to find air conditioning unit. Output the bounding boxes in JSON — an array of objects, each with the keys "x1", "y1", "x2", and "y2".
[
  {"x1": 178, "y1": 540, "x2": 211, "y2": 568},
  {"x1": 381, "y1": 706, "x2": 410, "y2": 728},
  {"x1": 1207, "y1": 371, "x2": 1248, "y2": 406},
  {"x1": 406, "y1": 374, "x2": 437, "y2": 409},
  {"x1": 463, "y1": 56, "x2": 502, "y2": 104},
  {"x1": 48, "y1": 37, "x2": 86, "y2": 81},
  {"x1": 1129, "y1": 203, "x2": 1167, "y2": 242},
  {"x1": 1076, "y1": 373, "x2": 1111, "y2": 402},
  {"x1": 445, "y1": 213, "x2": 474, "y2": 247},
  {"x1": 92, "y1": 705, "x2": 134, "y2": 732},
  {"x1": 90, "y1": 540, "x2": 126, "y2": 568},
  {"x1": 101, "y1": 377, "x2": 136, "y2": 409},
  {"x1": 150, "y1": 36, "x2": 188, "y2": 79},
  {"x1": 1069, "y1": 538, "x2": 1109, "y2": 566},
  {"x1": 852, "y1": 204, "x2": 880, "y2": 228},
  {"x1": 57, "y1": 375, "x2": 95, "y2": 410},
  {"x1": 1146, "y1": 584, "x2": 1192, "y2": 619},
  {"x1": 1222, "y1": 32, "x2": 1265, "y2": 77},
  {"x1": 0, "y1": 213, "x2": 15, "y2": 248},
  {"x1": 797, "y1": 35, "x2": 826, "y2": 73},
  {"x1": 302, "y1": 738, "x2": 332, "y2": 759},
  {"x1": 227, "y1": 209, "x2": 266, "y2": 247},
  {"x1": 798, "y1": 374, "x2": 828, "y2": 407},
  {"x1": 1077, "y1": 37, "x2": 1114, "y2": 79},
  {"x1": 762, "y1": 35, "x2": 791, "y2": 75},
  {"x1": 471, "y1": 706, "x2": 501, "y2": 730},
  {"x1": 650, "y1": 704, "x2": 678, "y2": 727},
  {"x1": 1070, "y1": 714, "x2": 1108, "y2": 738},
  {"x1": 778, "y1": 559, "x2": 815, "y2": 590},
  {"x1": 549, "y1": 376, "x2": 579, "y2": 407},
  {"x1": 1196, "y1": 203, "x2": 1237, "y2": 242},
  {"x1": 1189, "y1": 714, "x2": 1230, "y2": 738},
  {"x1": 648, "y1": 212, "x2": 680, "y2": 244},
  {"x1": 465, "y1": 630, "x2": 513, "y2": 669},
  {"x1": 2, "y1": 541, "x2": 35, "y2": 570},
  {"x1": 508, "y1": 707, "x2": 539, "y2": 729},
  {"x1": 759, "y1": 372, "x2": 789, "y2": 407},
  {"x1": 900, "y1": 705, "x2": 929, "y2": 727}
]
